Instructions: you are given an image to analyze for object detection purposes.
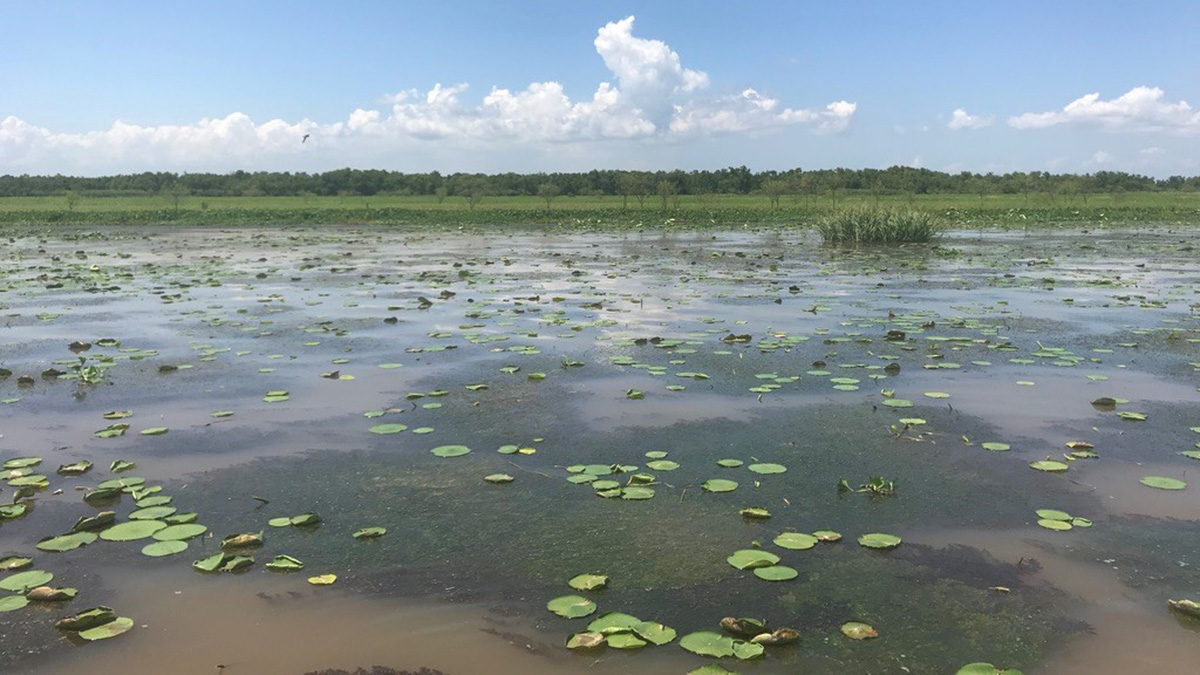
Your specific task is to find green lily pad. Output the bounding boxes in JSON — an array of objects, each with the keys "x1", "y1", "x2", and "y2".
[
  {"x1": 129, "y1": 505, "x2": 177, "y2": 521},
  {"x1": 587, "y1": 612, "x2": 642, "y2": 632},
  {"x1": 141, "y1": 540, "x2": 188, "y2": 557},
  {"x1": 1030, "y1": 460, "x2": 1069, "y2": 472},
  {"x1": 858, "y1": 533, "x2": 902, "y2": 549},
  {"x1": 680, "y1": 631, "x2": 737, "y2": 657},
  {"x1": 754, "y1": 565, "x2": 798, "y2": 581},
  {"x1": 774, "y1": 532, "x2": 819, "y2": 550},
  {"x1": 547, "y1": 595, "x2": 597, "y2": 619},
  {"x1": 607, "y1": 633, "x2": 647, "y2": 649},
  {"x1": 353, "y1": 527, "x2": 387, "y2": 539},
  {"x1": 153, "y1": 523, "x2": 208, "y2": 541},
  {"x1": 431, "y1": 444, "x2": 471, "y2": 458},
  {"x1": 981, "y1": 442, "x2": 1010, "y2": 452},
  {"x1": 1141, "y1": 476, "x2": 1187, "y2": 490},
  {"x1": 568, "y1": 573, "x2": 608, "y2": 591},
  {"x1": 37, "y1": 531, "x2": 98, "y2": 552},
  {"x1": 1037, "y1": 519, "x2": 1073, "y2": 531},
  {"x1": 956, "y1": 664, "x2": 1025, "y2": 675},
  {"x1": 368, "y1": 423, "x2": 407, "y2": 435},
  {"x1": 747, "y1": 463, "x2": 787, "y2": 475},
  {"x1": 0, "y1": 595, "x2": 29, "y2": 612},
  {"x1": 100, "y1": 520, "x2": 167, "y2": 541},
  {"x1": 732, "y1": 640, "x2": 765, "y2": 660},
  {"x1": 727, "y1": 549, "x2": 780, "y2": 570},
  {"x1": 0, "y1": 556, "x2": 33, "y2": 571},
  {"x1": 79, "y1": 616, "x2": 134, "y2": 641},
  {"x1": 0, "y1": 570, "x2": 53, "y2": 592},
  {"x1": 632, "y1": 621, "x2": 677, "y2": 645},
  {"x1": 703, "y1": 479, "x2": 739, "y2": 493}
]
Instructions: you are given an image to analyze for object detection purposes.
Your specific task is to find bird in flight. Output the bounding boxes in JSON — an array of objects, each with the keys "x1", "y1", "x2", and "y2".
[{"x1": 302, "y1": 134, "x2": 310, "y2": 144}]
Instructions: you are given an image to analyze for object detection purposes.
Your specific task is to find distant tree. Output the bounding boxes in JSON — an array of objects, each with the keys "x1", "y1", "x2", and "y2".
[
  {"x1": 434, "y1": 186, "x2": 448, "y2": 204},
  {"x1": 657, "y1": 180, "x2": 676, "y2": 209},
  {"x1": 617, "y1": 173, "x2": 637, "y2": 209},
  {"x1": 537, "y1": 182, "x2": 561, "y2": 210},
  {"x1": 164, "y1": 184, "x2": 189, "y2": 213},
  {"x1": 762, "y1": 179, "x2": 788, "y2": 209},
  {"x1": 634, "y1": 173, "x2": 653, "y2": 208},
  {"x1": 967, "y1": 177, "x2": 991, "y2": 204},
  {"x1": 65, "y1": 191, "x2": 82, "y2": 212},
  {"x1": 796, "y1": 174, "x2": 817, "y2": 207},
  {"x1": 457, "y1": 177, "x2": 490, "y2": 211}
]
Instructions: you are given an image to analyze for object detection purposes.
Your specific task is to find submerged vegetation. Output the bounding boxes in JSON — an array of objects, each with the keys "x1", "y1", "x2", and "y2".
[{"x1": 816, "y1": 206, "x2": 943, "y2": 243}]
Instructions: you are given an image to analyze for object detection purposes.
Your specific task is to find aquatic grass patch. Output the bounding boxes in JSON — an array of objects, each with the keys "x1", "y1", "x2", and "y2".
[{"x1": 816, "y1": 207, "x2": 944, "y2": 244}]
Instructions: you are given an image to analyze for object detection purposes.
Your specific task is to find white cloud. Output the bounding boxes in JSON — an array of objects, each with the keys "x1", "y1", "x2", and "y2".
[
  {"x1": 1088, "y1": 150, "x2": 1113, "y2": 166},
  {"x1": 947, "y1": 108, "x2": 993, "y2": 130},
  {"x1": 1008, "y1": 86, "x2": 1200, "y2": 133},
  {"x1": 0, "y1": 15, "x2": 853, "y2": 173}
]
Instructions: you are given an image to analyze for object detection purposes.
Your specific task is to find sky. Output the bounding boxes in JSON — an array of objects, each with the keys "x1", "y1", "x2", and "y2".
[{"x1": 3, "y1": 0, "x2": 1199, "y2": 177}]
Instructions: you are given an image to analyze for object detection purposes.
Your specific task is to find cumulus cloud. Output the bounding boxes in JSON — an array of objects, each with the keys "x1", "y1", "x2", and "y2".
[
  {"x1": 1008, "y1": 86, "x2": 1200, "y2": 133},
  {"x1": 947, "y1": 108, "x2": 992, "y2": 130},
  {"x1": 0, "y1": 15, "x2": 853, "y2": 173}
]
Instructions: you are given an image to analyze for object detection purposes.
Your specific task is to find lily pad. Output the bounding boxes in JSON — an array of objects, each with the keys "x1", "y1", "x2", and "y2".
[
  {"x1": 368, "y1": 423, "x2": 408, "y2": 435},
  {"x1": 956, "y1": 664, "x2": 1025, "y2": 675},
  {"x1": 1029, "y1": 460, "x2": 1069, "y2": 473},
  {"x1": 0, "y1": 595, "x2": 29, "y2": 612},
  {"x1": 0, "y1": 570, "x2": 53, "y2": 593},
  {"x1": 754, "y1": 565, "x2": 798, "y2": 581},
  {"x1": 703, "y1": 479, "x2": 739, "y2": 493},
  {"x1": 1140, "y1": 476, "x2": 1186, "y2": 490},
  {"x1": 747, "y1": 463, "x2": 787, "y2": 475},
  {"x1": 858, "y1": 533, "x2": 902, "y2": 549},
  {"x1": 773, "y1": 532, "x2": 819, "y2": 550},
  {"x1": 431, "y1": 444, "x2": 471, "y2": 458},
  {"x1": 100, "y1": 520, "x2": 167, "y2": 541},
  {"x1": 141, "y1": 540, "x2": 188, "y2": 557},
  {"x1": 587, "y1": 612, "x2": 641, "y2": 632},
  {"x1": 680, "y1": 631, "x2": 737, "y2": 657},
  {"x1": 568, "y1": 573, "x2": 608, "y2": 591},
  {"x1": 37, "y1": 531, "x2": 98, "y2": 552},
  {"x1": 79, "y1": 616, "x2": 134, "y2": 641},
  {"x1": 547, "y1": 594, "x2": 597, "y2": 619},
  {"x1": 153, "y1": 523, "x2": 208, "y2": 541},
  {"x1": 727, "y1": 549, "x2": 780, "y2": 570},
  {"x1": 632, "y1": 621, "x2": 677, "y2": 645}
]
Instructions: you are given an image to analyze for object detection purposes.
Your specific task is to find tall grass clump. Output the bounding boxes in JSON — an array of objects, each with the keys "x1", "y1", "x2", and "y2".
[{"x1": 816, "y1": 207, "x2": 943, "y2": 243}]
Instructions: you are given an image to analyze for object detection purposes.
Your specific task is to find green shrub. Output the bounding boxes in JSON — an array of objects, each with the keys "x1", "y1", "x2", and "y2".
[{"x1": 816, "y1": 207, "x2": 943, "y2": 243}]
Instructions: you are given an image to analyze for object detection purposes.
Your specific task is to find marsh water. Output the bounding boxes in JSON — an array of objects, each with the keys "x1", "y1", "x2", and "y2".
[{"x1": 1, "y1": 225, "x2": 1198, "y2": 675}]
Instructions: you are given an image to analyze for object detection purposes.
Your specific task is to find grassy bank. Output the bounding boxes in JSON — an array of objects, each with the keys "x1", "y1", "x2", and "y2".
[{"x1": 0, "y1": 192, "x2": 1198, "y2": 228}]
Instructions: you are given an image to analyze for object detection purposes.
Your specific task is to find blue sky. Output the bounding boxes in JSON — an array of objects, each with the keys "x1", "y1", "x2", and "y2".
[{"x1": 3, "y1": 1, "x2": 1198, "y2": 176}]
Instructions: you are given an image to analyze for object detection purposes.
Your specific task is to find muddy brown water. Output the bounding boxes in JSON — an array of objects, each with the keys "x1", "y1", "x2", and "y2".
[{"x1": 1, "y1": 225, "x2": 1198, "y2": 674}]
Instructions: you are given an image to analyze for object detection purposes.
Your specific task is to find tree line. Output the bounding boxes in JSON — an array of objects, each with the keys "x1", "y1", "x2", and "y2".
[{"x1": 1, "y1": 166, "x2": 1197, "y2": 202}]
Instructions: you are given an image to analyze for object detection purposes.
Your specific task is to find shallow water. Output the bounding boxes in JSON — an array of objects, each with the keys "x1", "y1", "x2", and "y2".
[{"x1": 1, "y1": 225, "x2": 1198, "y2": 674}]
